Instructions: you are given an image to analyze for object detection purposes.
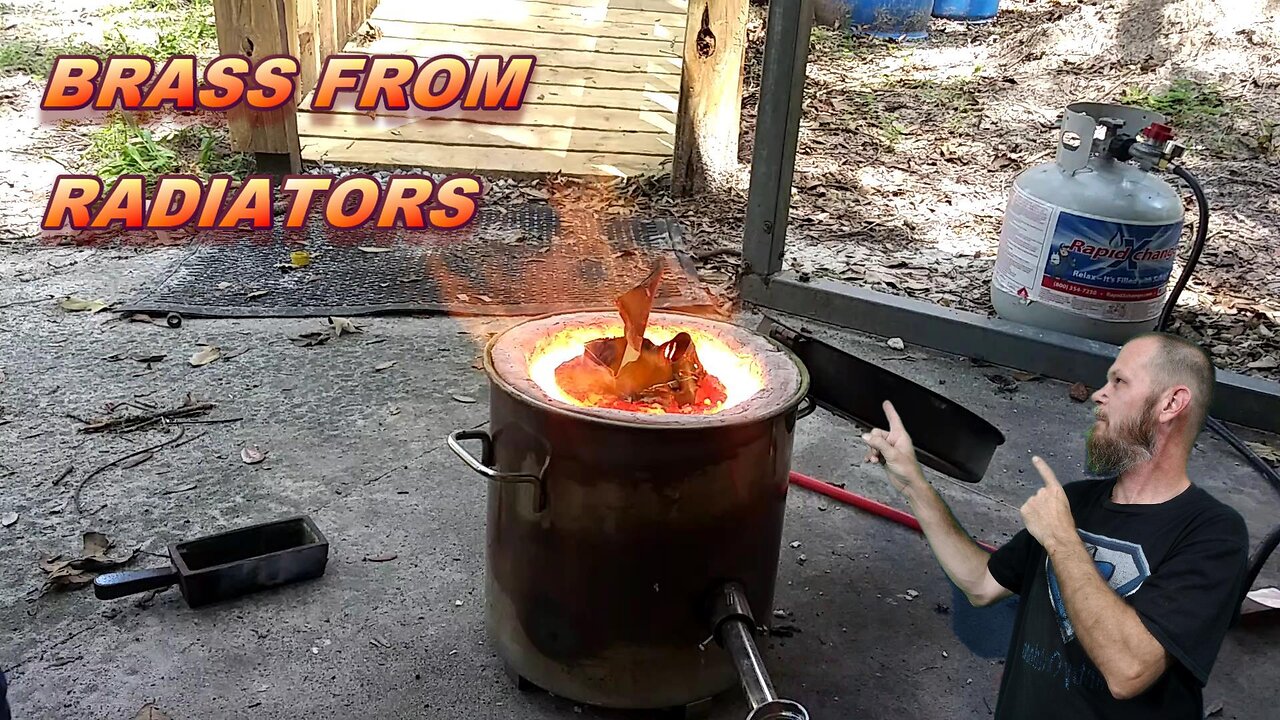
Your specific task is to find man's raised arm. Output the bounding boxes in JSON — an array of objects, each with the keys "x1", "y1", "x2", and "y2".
[{"x1": 862, "y1": 401, "x2": 1013, "y2": 608}]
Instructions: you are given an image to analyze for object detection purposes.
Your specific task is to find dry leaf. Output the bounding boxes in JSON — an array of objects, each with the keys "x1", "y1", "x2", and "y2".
[
  {"x1": 41, "y1": 531, "x2": 137, "y2": 592},
  {"x1": 132, "y1": 353, "x2": 166, "y2": 364},
  {"x1": 246, "y1": 290, "x2": 269, "y2": 300},
  {"x1": 457, "y1": 293, "x2": 470, "y2": 302},
  {"x1": 59, "y1": 297, "x2": 110, "y2": 313},
  {"x1": 241, "y1": 446, "x2": 267, "y2": 465},
  {"x1": 374, "y1": 361, "x2": 397, "y2": 372},
  {"x1": 290, "y1": 332, "x2": 329, "y2": 347},
  {"x1": 452, "y1": 394, "x2": 477, "y2": 403},
  {"x1": 986, "y1": 374, "x2": 1019, "y2": 394},
  {"x1": 189, "y1": 345, "x2": 222, "y2": 366},
  {"x1": 84, "y1": 531, "x2": 110, "y2": 556},
  {"x1": 363, "y1": 553, "x2": 398, "y2": 562},
  {"x1": 1011, "y1": 371, "x2": 1040, "y2": 382},
  {"x1": 389, "y1": 406, "x2": 401, "y2": 416},
  {"x1": 1069, "y1": 382, "x2": 1090, "y2": 402},
  {"x1": 328, "y1": 317, "x2": 362, "y2": 338},
  {"x1": 1, "y1": 511, "x2": 17, "y2": 527},
  {"x1": 134, "y1": 704, "x2": 172, "y2": 720},
  {"x1": 1246, "y1": 442, "x2": 1280, "y2": 465},
  {"x1": 477, "y1": 295, "x2": 493, "y2": 303},
  {"x1": 359, "y1": 247, "x2": 393, "y2": 253}
]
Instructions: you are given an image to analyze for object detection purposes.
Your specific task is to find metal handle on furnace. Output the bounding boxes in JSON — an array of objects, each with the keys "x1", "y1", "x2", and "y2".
[{"x1": 712, "y1": 583, "x2": 811, "y2": 720}]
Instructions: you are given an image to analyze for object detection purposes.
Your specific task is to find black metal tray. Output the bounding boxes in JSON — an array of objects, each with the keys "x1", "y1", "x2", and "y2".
[
  {"x1": 762, "y1": 317, "x2": 1005, "y2": 483},
  {"x1": 94, "y1": 515, "x2": 329, "y2": 608}
]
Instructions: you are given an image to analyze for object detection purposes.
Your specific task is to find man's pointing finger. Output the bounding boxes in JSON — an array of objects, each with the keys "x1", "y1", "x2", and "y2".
[
  {"x1": 1031, "y1": 456, "x2": 1060, "y2": 489},
  {"x1": 883, "y1": 400, "x2": 904, "y2": 434}
]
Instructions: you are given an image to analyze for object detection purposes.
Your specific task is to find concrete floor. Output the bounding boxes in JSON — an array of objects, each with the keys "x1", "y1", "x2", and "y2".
[{"x1": 1, "y1": 246, "x2": 1278, "y2": 720}]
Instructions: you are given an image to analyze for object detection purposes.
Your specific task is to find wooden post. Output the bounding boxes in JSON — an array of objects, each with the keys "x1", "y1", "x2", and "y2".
[
  {"x1": 672, "y1": 0, "x2": 749, "y2": 197},
  {"x1": 213, "y1": 0, "x2": 303, "y2": 176}
]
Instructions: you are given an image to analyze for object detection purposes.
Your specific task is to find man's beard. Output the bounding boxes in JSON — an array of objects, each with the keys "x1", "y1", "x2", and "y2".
[{"x1": 1086, "y1": 397, "x2": 1160, "y2": 476}]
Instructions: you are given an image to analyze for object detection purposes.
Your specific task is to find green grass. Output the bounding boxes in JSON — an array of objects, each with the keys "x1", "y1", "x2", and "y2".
[
  {"x1": 0, "y1": 0, "x2": 215, "y2": 78},
  {"x1": 0, "y1": 39, "x2": 97, "y2": 78},
  {"x1": 88, "y1": 113, "x2": 253, "y2": 184},
  {"x1": 1120, "y1": 78, "x2": 1228, "y2": 127},
  {"x1": 101, "y1": 0, "x2": 217, "y2": 59}
]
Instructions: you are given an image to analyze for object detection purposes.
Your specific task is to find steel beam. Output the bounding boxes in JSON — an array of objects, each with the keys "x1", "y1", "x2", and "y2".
[
  {"x1": 741, "y1": 272, "x2": 1280, "y2": 434},
  {"x1": 742, "y1": 0, "x2": 812, "y2": 278}
]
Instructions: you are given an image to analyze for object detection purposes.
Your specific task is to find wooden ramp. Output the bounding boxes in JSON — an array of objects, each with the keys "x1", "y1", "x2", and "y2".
[{"x1": 297, "y1": 0, "x2": 688, "y2": 177}]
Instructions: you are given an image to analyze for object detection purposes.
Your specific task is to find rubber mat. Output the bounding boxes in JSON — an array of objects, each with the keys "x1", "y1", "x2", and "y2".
[{"x1": 121, "y1": 204, "x2": 715, "y2": 318}]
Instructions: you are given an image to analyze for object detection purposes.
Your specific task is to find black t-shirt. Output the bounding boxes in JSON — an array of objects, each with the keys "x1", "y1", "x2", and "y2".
[{"x1": 987, "y1": 478, "x2": 1249, "y2": 720}]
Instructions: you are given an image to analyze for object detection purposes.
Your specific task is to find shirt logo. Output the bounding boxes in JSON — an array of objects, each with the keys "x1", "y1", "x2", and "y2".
[{"x1": 1046, "y1": 530, "x2": 1151, "y2": 643}]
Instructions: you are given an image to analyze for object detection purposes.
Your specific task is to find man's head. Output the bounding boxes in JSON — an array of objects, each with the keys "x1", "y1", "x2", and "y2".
[{"x1": 1086, "y1": 332, "x2": 1216, "y2": 476}]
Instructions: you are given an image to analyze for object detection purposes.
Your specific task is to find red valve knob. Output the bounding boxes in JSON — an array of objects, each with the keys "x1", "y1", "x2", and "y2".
[{"x1": 1143, "y1": 123, "x2": 1174, "y2": 144}]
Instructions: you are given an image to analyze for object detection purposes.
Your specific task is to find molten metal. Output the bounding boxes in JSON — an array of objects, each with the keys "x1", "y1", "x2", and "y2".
[
  {"x1": 538, "y1": 265, "x2": 746, "y2": 414},
  {"x1": 528, "y1": 321, "x2": 764, "y2": 415}
]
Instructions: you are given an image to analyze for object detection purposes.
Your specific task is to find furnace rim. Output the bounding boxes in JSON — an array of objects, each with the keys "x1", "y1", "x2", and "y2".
[{"x1": 485, "y1": 309, "x2": 809, "y2": 429}]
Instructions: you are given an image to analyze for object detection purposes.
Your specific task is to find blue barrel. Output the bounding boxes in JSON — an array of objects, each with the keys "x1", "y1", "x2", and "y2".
[
  {"x1": 932, "y1": 0, "x2": 1000, "y2": 21},
  {"x1": 845, "y1": 0, "x2": 935, "y2": 41}
]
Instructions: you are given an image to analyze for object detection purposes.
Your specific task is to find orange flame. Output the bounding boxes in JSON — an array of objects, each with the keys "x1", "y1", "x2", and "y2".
[{"x1": 527, "y1": 320, "x2": 765, "y2": 414}]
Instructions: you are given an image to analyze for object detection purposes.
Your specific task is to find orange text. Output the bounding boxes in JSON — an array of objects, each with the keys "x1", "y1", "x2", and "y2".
[{"x1": 43, "y1": 174, "x2": 483, "y2": 231}]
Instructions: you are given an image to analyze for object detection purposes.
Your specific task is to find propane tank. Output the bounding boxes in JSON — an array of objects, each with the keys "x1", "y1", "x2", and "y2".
[{"x1": 991, "y1": 102, "x2": 1189, "y2": 345}]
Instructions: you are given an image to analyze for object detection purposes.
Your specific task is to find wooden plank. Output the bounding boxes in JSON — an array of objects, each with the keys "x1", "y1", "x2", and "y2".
[
  {"x1": 369, "y1": 19, "x2": 682, "y2": 56},
  {"x1": 302, "y1": 104, "x2": 675, "y2": 133},
  {"x1": 525, "y1": 83, "x2": 678, "y2": 112},
  {"x1": 212, "y1": 0, "x2": 302, "y2": 166},
  {"x1": 308, "y1": 77, "x2": 677, "y2": 112},
  {"x1": 372, "y1": 0, "x2": 687, "y2": 24},
  {"x1": 513, "y1": 0, "x2": 687, "y2": 11},
  {"x1": 368, "y1": 14, "x2": 683, "y2": 41},
  {"x1": 290, "y1": 0, "x2": 321, "y2": 98},
  {"x1": 299, "y1": 137, "x2": 667, "y2": 177},
  {"x1": 519, "y1": 64, "x2": 680, "y2": 92},
  {"x1": 298, "y1": 112, "x2": 673, "y2": 155},
  {"x1": 318, "y1": 0, "x2": 339, "y2": 66},
  {"x1": 354, "y1": 36, "x2": 682, "y2": 75},
  {"x1": 672, "y1": 0, "x2": 748, "y2": 195},
  {"x1": 311, "y1": 59, "x2": 678, "y2": 93}
]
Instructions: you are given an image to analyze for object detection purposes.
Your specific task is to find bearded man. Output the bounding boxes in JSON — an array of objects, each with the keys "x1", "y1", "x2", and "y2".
[{"x1": 862, "y1": 331, "x2": 1249, "y2": 719}]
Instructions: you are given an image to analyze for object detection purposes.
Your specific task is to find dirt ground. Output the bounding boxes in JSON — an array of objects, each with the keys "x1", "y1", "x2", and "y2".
[
  {"x1": 1, "y1": 1, "x2": 1280, "y2": 719},
  {"x1": 1, "y1": 0, "x2": 1277, "y2": 378},
  {"x1": 643, "y1": 0, "x2": 1280, "y2": 383}
]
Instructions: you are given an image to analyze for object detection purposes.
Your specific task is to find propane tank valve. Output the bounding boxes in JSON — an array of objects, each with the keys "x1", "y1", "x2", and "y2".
[{"x1": 1110, "y1": 121, "x2": 1185, "y2": 172}]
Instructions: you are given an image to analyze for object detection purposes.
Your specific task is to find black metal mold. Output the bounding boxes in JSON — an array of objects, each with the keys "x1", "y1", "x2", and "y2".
[
  {"x1": 761, "y1": 316, "x2": 1005, "y2": 484},
  {"x1": 93, "y1": 516, "x2": 329, "y2": 608}
]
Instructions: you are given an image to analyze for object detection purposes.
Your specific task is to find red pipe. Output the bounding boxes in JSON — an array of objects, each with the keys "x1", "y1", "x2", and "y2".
[{"x1": 789, "y1": 471, "x2": 998, "y2": 553}]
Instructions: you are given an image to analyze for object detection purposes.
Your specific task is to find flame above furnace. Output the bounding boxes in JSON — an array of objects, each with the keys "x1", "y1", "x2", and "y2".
[{"x1": 528, "y1": 265, "x2": 764, "y2": 414}]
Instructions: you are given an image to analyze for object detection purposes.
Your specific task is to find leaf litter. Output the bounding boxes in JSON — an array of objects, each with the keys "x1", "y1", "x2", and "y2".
[
  {"x1": 291, "y1": 316, "x2": 364, "y2": 347},
  {"x1": 59, "y1": 297, "x2": 111, "y2": 313},
  {"x1": 189, "y1": 345, "x2": 222, "y2": 367},
  {"x1": 581, "y1": 0, "x2": 1280, "y2": 385},
  {"x1": 40, "y1": 531, "x2": 138, "y2": 592}
]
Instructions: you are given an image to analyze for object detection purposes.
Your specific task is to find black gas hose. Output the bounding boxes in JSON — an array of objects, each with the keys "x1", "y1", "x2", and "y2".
[{"x1": 1158, "y1": 163, "x2": 1280, "y2": 603}]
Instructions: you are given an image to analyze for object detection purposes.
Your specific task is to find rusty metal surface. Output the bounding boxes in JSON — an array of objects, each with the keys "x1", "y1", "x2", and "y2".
[{"x1": 477, "y1": 366, "x2": 806, "y2": 709}]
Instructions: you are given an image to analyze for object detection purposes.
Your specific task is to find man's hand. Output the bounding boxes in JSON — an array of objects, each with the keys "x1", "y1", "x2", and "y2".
[
  {"x1": 862, "y1": 400, "x2": 925, "y2": 496},
  {"x1": 1021, "y1": 456, "x2": 1077, "y2": 553}
]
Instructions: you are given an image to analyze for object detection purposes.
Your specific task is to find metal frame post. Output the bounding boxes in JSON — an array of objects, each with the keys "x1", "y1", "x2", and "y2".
[
  {"x1": 735, "y1": 4, "x2": 1280, "y2": 434},
  {"x1": 742, "y1": 0, "x2": 812, "y2": 278}
]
